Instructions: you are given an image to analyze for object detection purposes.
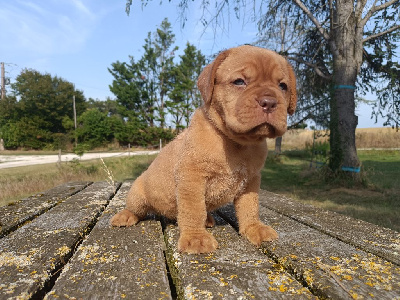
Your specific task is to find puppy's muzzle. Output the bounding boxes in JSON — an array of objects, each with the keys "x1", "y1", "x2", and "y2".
[{"x1": 257, "y1": 97, "x2": 277, "y2": 114}]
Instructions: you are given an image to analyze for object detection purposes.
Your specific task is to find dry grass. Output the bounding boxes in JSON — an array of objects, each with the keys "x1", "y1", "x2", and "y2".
[
  {"x1": 355, "y1": 127, "x2": 400, "y2": 148},
  {"x1": 0, "y1": 164, "x2": 101, "y2": 206},
  {"x1": 267, "y1": 127, "x2": 400, "y2": 151},
  {"x1": 0, "y1": 155, "x2": 156, "y2": 207}
]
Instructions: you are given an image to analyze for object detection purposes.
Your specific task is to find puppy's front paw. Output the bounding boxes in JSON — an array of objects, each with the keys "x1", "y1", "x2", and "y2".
[
  {"x1": 241, "y1": 222, "x2": 278, "y2": 246},
  {"x1": 178, "y1": 230, "x2": 218, "y2": 254},
  {"x1": 110, "y1": 209, "x2": 139, "y2": 227}
]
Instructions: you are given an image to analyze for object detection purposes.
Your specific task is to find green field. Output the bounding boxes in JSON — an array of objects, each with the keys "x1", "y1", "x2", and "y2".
[
  {"x1": 1, "y1": 150, "x2": 399, "y2": 232},
  {"x1": 261, "y1": 150, "x2": 400, "y2": 232}
]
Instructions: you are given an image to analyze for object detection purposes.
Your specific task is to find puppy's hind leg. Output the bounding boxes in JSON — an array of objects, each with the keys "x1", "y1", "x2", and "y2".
[
  {"x1": 205, "y1": 212, "x2": 216, "y2": 228},
  {"x1": 110, "y1": 178, "x2": 148, "y2": 227}
]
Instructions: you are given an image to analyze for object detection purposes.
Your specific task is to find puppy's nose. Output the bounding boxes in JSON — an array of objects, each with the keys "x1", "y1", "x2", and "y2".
[{"x1": 258, "y1": 97, "x2": 277, "y2": 113}]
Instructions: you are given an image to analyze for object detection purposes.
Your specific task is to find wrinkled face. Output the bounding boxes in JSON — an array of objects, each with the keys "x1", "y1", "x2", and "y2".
[{"x1": 198, "y1": 46, "x2": 297, "y2": 144}]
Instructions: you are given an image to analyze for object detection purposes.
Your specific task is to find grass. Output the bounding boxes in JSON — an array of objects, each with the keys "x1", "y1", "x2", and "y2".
[
  {"x1": 0, "y1": 155, "x2": 156, "y2": 207},
  {"x1": 261, "y1": 149, "x2": 400, "y2": 232},
  {"x1": 1, "y1": 148, "x2": 399, "y2": 233},
  {"x1": 268, "y1": 127, "x2": 400, "y2": 150}
]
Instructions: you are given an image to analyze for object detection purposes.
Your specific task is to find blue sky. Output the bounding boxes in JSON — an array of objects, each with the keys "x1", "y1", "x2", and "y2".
[{"x1": 0, "y1": 0, "x2": 388, "y2": 128}]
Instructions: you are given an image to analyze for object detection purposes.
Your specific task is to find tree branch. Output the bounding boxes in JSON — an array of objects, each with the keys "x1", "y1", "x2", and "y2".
[
  {"x1": 287, "y1": 56, "x2": 332, "y2": 80},
  {"x1": 292, "y1": 0, "x2": 330, "y2": 41},
  {"x1": 363, "y1": 24, "x2": 400, "y2": 43},
  {"x1": 355, "y1": 0, "x2": 368, "y2": 21},
  {"x1": 361, "y1": 0, "x2": 397, "y2": 25},
  {"x1": 288, "y1": 113, "x2": 313, "y2": 129},
  {"x1": 371, "y1": 0, "x2": 398, "y2": 13}
]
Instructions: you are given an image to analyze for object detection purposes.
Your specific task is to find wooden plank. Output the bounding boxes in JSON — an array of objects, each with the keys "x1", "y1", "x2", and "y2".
[
  {"x1": 164, "y1": 214, "x2": 315, "y2": 299},
  {"x1": 218, "y1": 204, "x2": 400, "y2": 299},
  {"x1": 259, "y1": 190, "x2": 400, "y2": 266},
  {"x1": 0, "y1": 181, "x2": 118, "y2": 299},
  {"x1": 45, "y1": 181, "x2": 172, "y2": 300},
  {"x1": 0, "y1": 181, "x2": 92, "y2": 238}
]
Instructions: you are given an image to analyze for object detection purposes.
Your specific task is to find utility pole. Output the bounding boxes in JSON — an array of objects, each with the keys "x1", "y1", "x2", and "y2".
[
  {"x1": 1, "y1": 62, "x2": 5, "y2": 100},
  {"x1": 73, "y1": 94, "x2": 77, "y2": 147}
]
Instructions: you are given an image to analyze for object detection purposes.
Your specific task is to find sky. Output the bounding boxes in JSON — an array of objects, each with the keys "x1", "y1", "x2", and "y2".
[{"x1": 0, "y1": 0, "x2": 390, "y2": 128}]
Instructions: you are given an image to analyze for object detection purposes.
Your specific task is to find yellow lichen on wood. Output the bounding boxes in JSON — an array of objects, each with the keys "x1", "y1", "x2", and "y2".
[
  {"x1": 0, "y1": 252, "x2": 32, "y2": 268},
  {"x1": 56, "y1": 245, "x2": 70, "y2": 257}
]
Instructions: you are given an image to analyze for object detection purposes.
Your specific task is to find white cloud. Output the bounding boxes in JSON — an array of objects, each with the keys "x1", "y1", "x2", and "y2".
[
  {"x1": 0, "y1": 0, "x2": 99, "y2": 56},
  {"x1": 70, "y1": 0, "x2": 96, "y2": 20}
]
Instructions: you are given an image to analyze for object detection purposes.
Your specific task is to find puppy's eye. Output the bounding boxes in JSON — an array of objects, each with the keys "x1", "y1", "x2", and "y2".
[
  {"x1": 233, "y1": 78, "x2": 246, "y2": 86},
  {"x1": 279, "y1": 82, "x2": 288, "y2": 91}
]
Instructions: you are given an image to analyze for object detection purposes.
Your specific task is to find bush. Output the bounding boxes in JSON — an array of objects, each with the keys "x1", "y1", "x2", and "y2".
[
  {"x1": 115, "y1": 122, "x2": 176, "y2": 148},
  {"x1": 66, "y1": 158, "x2": 99, "y2": 175},
  {"x1": 305, "y1": 140, "x2": 330, "y2": 162},
  {"x1": 76, "y1": 110, "x2": 114, "y2": 148},
  {"x1": 0, "y1": 117, "x2": 53, "y2": 149},
  {"x1": 73, "y1": 144, "x2": 90, "y2": 157}
]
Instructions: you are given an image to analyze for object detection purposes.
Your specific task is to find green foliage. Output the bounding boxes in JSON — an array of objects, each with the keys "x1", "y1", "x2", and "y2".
[
  {"x1": 108, "y1": 59, "x2": 147, "y2": 124},
  {"x1": 12, "y1": 69, "x2": 86, "y2": 133},
  {"x1": 1, "y1": 117, "x2": 52, "y2": 149},
  {"x1": 0, "y1": 96, "x2": 18, "y2": 128},
  {"x1": 108, "y1": 18, "x2": 180, "y2": 129},
  {"x1": 0, "y1": 69, "x2": 87, "y2": 150},
  {"x1": 73, "y1": 144, "x2": 90, "y2": 157},
  {"x1": 107, "y1": 18, "x2": 205, "y2": 146},
  {"x1": 76, "y1": 109, "x2": 113, "y2": 148},
  {"x1": 0, "y1": 18, "x2": 206, "y2": 151},
  {"x1": 115, "y1": 121, "x2": 175, "y2": 147},
  {"x1": 168, "y1": 42, "x2": 206, "y2": 128}
]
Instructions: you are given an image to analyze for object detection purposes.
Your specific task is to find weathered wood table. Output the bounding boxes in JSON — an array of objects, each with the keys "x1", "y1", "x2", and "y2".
[{"x1": 0, "y1": 181, "x2": 399, "y2": 299}]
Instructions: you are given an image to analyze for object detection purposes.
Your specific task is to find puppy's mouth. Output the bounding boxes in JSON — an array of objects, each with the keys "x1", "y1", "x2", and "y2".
[
  {"x1": 247, "y1": 122, "x2": 279, "y2": 138},
  {"x1": 230, "y1": 122, "x2": 282, "y2": 141}
]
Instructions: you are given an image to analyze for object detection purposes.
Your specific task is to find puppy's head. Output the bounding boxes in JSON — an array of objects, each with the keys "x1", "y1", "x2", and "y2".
[{"x1": 198, "y1": 45, "x2": 297, "y2": 144}]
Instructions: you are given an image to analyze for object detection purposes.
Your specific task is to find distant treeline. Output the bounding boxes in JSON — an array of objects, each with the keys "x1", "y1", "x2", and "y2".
[{"x1": 0, "y1": 19, "x2": 205, "y2": 151}]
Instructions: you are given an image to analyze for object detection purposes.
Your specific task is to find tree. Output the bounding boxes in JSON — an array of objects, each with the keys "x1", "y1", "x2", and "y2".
[
  {"x1": 257, "y1": 4, "x2": 308, "y2": 153},
  {"x1": 87, "y1": 97, "x2": 119, "y2": 116},
  {"x1": 128, "y1": 1, "x2": 400, "y2": 177},
  {"x1": 0, "y1": 95, "x2": 18, "y2": 128},
  {"x1": 154, "y1": 18, "x2": 179, "y2": 128},
  {"x1": 76, "y1": 109, "x2": 114, "y2": 148},
  {"x1": 137, "y1": 33, "x2": 159, "y2": 127},
  {"x1": 11, "y1": 69, "x2": 86, "y2": 133},
  {"x1": 0, "y1": 69, "x2": 87, "y2": 149},
  {"x1": 108, "y1": 59, "x2": 149, "y2": 125},
  {"x1": 262, "y1": 0, "x2": 400, "y2": 174},
  {"x1": 168, "y1": 42, "x2": 206, "y2": 129},
  {"x1": 109, "y1": 19, "x2": 178, "y2": 128},
  {"x1": 1, "y1": 116, "x2": 52, "y2": 149}
]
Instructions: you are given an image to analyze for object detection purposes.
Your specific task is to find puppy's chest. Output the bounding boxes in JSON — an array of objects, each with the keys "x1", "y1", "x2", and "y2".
[{"x1": 205, "y1": 164, "x2": 249, "y2": 203}]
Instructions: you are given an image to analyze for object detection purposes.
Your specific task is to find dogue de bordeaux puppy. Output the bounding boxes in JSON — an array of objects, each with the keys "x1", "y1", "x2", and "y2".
[{"x1": 111, "y1": 45, "x2": 297, "y2": 254}]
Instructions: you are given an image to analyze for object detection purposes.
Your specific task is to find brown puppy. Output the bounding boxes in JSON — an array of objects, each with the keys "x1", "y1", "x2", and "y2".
[{"x1": 111, "y1": 45, "x2": 297, "y2": 254}]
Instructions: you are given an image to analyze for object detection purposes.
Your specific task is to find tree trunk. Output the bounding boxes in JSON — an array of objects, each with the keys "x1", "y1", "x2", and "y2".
[
  {"x1": 329, "y1": 79, "x2": 359, "y2": 172},
  {"x1": 329, "y1": 2, "x2": 363, "y2": 177},
  {"x1": 275, "y1": 136, "x2": 282, "y2": 154}
]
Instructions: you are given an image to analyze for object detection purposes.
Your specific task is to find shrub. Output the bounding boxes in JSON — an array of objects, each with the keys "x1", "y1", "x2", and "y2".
[{"x1": 0, "y1": 117, "x2": 53, "y2": 149}]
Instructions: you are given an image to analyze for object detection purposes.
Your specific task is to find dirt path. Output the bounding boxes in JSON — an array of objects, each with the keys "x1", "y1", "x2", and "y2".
[{"x1": 0, "y1": 151, "x2": 159, "y2": 170}]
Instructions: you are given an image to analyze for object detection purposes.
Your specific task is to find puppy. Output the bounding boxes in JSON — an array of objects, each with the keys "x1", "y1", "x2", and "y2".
[{"x1": 111, "y1": 45, "x2": 297, "y2": 254}]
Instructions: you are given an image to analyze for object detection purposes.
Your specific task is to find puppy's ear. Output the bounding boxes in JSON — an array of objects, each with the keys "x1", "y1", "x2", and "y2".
[
  {"x1": 197, "y1": 50, "x2": 230, "y2": 105},
  {"x1": 287, "y1": 62, "x2": 297, "y2": 115}
]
